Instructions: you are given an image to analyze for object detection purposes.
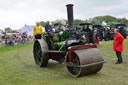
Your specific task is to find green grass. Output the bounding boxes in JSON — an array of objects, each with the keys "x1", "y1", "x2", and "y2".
[
  {"x1": 0, "y1": 42, "x2": 33, "y2": 52},
  {"x1": 0, "y1": 40, "x2": 128, "y2": 85}
]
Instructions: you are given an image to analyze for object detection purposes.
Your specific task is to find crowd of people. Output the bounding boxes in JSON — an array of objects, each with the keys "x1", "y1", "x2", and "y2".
[{"x1": 1, "y1": 33, "x2": 33, "y2": 47}]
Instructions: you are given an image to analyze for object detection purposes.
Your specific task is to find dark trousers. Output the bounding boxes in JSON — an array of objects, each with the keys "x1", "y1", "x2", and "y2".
[
  {"x1": 35, "y1": 34, "x2": 42, "y2": 39},
  {"x1": 116, "y1": 51, "x2": 123, "y2": 63}
]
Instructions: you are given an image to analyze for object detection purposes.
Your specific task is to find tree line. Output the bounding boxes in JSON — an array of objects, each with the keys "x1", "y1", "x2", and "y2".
[
  {"x1": 40, "y1": 15, "x2": 128, "y2": 27},
  {"x1": 1, "y1": 15, "x2": 128, "y2": 34}
]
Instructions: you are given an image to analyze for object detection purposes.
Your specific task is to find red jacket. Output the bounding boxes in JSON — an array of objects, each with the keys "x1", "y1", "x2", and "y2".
[{"x1": 113, "y1": 32, "x2": 124, "y2": 52}]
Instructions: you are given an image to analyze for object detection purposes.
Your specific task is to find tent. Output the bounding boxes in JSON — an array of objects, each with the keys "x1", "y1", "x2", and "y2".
[{"x1": 19, "y1": 24, "x2": 34, "y2": 33}]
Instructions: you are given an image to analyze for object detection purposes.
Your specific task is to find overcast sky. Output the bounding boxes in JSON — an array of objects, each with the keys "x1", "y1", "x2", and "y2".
[{"x1": 0, "y1": 0, "x2": 128, "y2": 30}]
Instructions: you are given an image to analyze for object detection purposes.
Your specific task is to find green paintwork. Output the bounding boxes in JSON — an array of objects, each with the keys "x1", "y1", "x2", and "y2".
[
  {"x1": 55, "y1": 41, "x2": 66, "y2": 51},
  {"x1": 42, "y1": 31, "x2": 69, "y2": 50}
]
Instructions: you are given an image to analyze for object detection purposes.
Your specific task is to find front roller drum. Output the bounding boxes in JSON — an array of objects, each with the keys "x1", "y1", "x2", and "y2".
[
  {"x1": 66, "y1": 48, "x2": 105, "y2": 77},
  {"x1": 33, "y1": 39, "x2": 49, "y2": 67}
]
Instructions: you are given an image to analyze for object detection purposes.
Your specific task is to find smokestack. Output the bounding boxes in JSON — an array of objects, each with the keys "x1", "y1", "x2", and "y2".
[{"x1": 66, "y1": 4, "x2": 74, "y2": 30}]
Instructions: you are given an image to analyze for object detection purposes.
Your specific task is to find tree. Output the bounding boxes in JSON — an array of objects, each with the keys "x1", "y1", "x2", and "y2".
[
  {"x1": 74, "y1": 19, "x2": 87, "y2": 24},
  {"x1": 89, "y1": 15, "x2": 128, "y2": 26},
  {"x1": 4, "y1": 27, "x2": 12, "y2": 33},
  {"x1": 2, "y1": 32, "x2": 6, "y2": 35},
  {"x1": 39, "y1": 15, "x2": 128, "y2": 28},
  {"x1": 40, "y1": 21, "x2": 46, "y2": 27}
]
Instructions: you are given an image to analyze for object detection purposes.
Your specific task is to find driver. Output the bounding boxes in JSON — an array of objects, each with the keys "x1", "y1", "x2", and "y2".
[
  {"x1": 45, "y1": 21, "x2": 53, "y2": 32},
  {"x1": 84, "y1": 26, "x2": 91, "y2": 43},
  {"x1": 85, "y1": 26, "x2": 91, "y2": 32}
]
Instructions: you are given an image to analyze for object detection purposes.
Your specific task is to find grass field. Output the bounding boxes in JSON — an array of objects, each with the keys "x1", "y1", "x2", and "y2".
[{"x1": 0, "y1": 40, "x2": 128, "y2": 85}]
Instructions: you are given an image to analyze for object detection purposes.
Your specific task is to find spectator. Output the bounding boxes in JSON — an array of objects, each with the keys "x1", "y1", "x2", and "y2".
[
  {"x1": 17, "y1": 34, "x2": 22, "y2": 44},
  {"x1": 113, "y1": 29, "x2": 124, "y2": 64},
  {"x1": 5, "y1": 35, "x2": 8, "y2": 47},
  {"x1": 101, "y1": 27, "x2": 105, "y2": 39}
]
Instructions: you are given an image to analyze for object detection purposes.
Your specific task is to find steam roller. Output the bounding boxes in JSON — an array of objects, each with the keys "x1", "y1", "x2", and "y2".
[{"x1": 33, "y1": 4, "x2": 105, "y2": 77}]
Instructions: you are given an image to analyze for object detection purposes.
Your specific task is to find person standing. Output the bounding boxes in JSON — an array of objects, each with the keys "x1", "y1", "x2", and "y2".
[
  {"x1": 101, "y1": 27, "x2": 105, "y2": 40},
  {"x1": 33, "y1": 22, "x2": 44, "y2": 39},
  {"x1": 5, "y1": 35, "x2": 8, "y2": 47},
  {"x1": 45, "y1": 21, "x2": 52, "y2": 32},
  {"x1": 113, "y1": 29, "x2": 124, "y2": 64}
]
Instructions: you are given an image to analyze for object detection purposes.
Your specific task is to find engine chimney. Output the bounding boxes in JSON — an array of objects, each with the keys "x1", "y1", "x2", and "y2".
[{"x1": 66, "y1": 4, "x2": 74, "y2": 30}]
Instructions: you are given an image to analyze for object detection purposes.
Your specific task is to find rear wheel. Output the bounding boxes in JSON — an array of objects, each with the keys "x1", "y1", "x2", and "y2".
[{"x1": 33, "y1": 41, "x2": 49, "y2": 67}]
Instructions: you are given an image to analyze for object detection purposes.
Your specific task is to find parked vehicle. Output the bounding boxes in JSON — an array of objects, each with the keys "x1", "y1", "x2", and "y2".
[{"x1": 114, "y1": 24, "x2": 127, "y2": 39}]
